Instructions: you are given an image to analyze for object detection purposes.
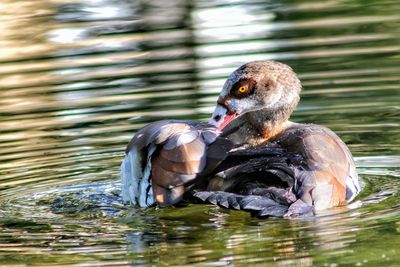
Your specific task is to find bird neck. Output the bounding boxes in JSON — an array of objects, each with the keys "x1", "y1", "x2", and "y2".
[
  {"x1": 222, "y1": 105, "x2": 295, "y2": 146},
  {"x1": 250, "y1": 105, "x2": 293, "y2": 139}
]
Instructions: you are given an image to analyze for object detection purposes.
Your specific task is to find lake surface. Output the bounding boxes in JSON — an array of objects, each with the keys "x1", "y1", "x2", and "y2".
[{"x1": 1, "y1": 0, "x2": 400, "y2": 266}]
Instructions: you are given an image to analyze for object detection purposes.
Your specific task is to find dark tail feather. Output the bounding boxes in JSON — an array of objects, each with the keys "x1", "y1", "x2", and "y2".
[{"x1": 193, "y1": 191, "x2": 288, "y2": 218}]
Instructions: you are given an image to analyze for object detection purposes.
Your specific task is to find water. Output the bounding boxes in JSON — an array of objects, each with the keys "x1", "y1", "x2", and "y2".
[{"x1": 0, "y1": 0, "x2": 399, "y2": 265}]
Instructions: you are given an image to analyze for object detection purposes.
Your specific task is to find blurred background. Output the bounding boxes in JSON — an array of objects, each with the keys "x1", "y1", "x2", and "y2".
[{"x1": 0, "y1": 0, "x2": 399, "y2": 266}]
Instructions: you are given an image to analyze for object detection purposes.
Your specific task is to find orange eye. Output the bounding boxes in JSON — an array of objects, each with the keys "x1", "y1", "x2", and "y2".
[{"x1": 238, "y1": 86, "x2": 247, "y2": 93}]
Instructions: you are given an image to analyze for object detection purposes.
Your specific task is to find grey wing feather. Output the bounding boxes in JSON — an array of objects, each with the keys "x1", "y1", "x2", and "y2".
[{"x1": 121, "y1": 144, "x2": 156, "y2": 207}]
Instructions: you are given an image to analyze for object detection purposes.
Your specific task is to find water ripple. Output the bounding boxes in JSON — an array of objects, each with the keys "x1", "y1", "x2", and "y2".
[{"x1": 0, "y1": 0, "x2": 399, "y2": 266}]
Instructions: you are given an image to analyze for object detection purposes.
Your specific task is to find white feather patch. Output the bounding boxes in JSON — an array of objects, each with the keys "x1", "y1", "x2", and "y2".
[
  {"x1": 121, "y1": 148, "x2": 142, "y2": 205},
  {"x1": 138, "y1": 146, "x2": 156, "y2": 207},
  {"x1": 346, "y1": 165, "x2": 361, "y2": 202}
]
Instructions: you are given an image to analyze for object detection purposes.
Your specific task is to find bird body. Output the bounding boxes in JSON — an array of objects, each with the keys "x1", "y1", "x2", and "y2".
[{"x1": 120, "y1": 61, "x2": 360, "y2": 217}]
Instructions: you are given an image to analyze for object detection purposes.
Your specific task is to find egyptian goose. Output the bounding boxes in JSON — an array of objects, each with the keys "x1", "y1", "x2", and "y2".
[{"x1": 120, "y1": 61, "x2": 360, "y2": 217}]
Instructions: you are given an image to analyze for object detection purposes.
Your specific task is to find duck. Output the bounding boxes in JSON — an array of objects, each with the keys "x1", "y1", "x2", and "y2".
[{"x1": 120, "y1": 60, "x2": 361, "y2": 217}]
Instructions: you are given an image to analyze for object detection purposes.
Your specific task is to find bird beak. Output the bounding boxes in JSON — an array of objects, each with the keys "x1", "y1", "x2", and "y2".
[{"x1": 209, "y1": 104, "x2": 238, "y2": 131}]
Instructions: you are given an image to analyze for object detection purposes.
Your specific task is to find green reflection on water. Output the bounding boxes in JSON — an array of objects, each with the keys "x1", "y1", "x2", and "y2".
[{"x1": 0, "y1": 0, "x2": 399, "y2": 266}]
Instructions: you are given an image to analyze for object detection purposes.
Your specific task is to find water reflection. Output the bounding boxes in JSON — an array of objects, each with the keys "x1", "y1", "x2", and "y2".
[{"x1": 0, "y1": 0, "x2": 399, "y2": 266}]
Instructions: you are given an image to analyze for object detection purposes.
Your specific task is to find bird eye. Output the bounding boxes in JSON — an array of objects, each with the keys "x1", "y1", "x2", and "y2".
[
  {"x1": 238, "y1": 86, "x2": 247, "y2": 93},
  {"x1": 230, "y1": 78, "x2": 256, "y2": 98}
]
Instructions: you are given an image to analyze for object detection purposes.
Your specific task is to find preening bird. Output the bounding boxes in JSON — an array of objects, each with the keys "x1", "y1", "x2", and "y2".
[{"x1": 120, "y1": 61, "x2": 360, "y2": 217}]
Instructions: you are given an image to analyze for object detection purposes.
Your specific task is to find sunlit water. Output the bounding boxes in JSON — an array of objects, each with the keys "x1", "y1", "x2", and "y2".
[{"x1": 0, "y1": 0, "x2": 400, "y2": 266}]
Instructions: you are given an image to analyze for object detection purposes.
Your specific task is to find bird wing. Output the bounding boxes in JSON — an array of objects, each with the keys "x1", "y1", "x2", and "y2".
[
  {"x1": 292, "y1": 127, "x2": 360, "y2": 210},
  {"x1": 192, "y1": 145, "x2": 300, "y2": 218},
  {"x1": 121, "y1": 120, "x2": 222, "y2": 207}
]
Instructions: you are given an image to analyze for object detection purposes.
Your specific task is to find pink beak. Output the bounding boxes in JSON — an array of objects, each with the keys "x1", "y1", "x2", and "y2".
[{"x1": 217, "y1": 113, "x2": 237, "y2": 130}]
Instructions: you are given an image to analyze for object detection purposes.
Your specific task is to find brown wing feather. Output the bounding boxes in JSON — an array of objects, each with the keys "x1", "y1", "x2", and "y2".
[
  {"x1": 288, "y1": 126, "x2": 357, "y2": 210},
  {"x1": 153, "y1": 183, "x2": 185, "y2": 208},
  {"x1": 159, "y1": 138, "x2": 206, "y2": 163},
  {"x1": 152, "y1": 156, "x2": 204, "y2": 175},
  {"x1": 151, "y1": 132, "x2": 209, "y2": 206},
  {"x1": 151, "y1": 164, "x2": 197, "y2": 188},
  {"x1": 122, "y1": 120, "x2": 220, "y2": 207}
]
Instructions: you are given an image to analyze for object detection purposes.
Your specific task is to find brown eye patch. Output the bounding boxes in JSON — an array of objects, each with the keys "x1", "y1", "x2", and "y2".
[{"x1": 231, "y1": 78, "x2": 257, "y2": 99}]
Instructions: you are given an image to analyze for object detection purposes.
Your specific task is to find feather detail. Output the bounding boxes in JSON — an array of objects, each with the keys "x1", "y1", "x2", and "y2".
[{"x1": 121, "y1": 120, "x2": 222, "y2": 207}]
